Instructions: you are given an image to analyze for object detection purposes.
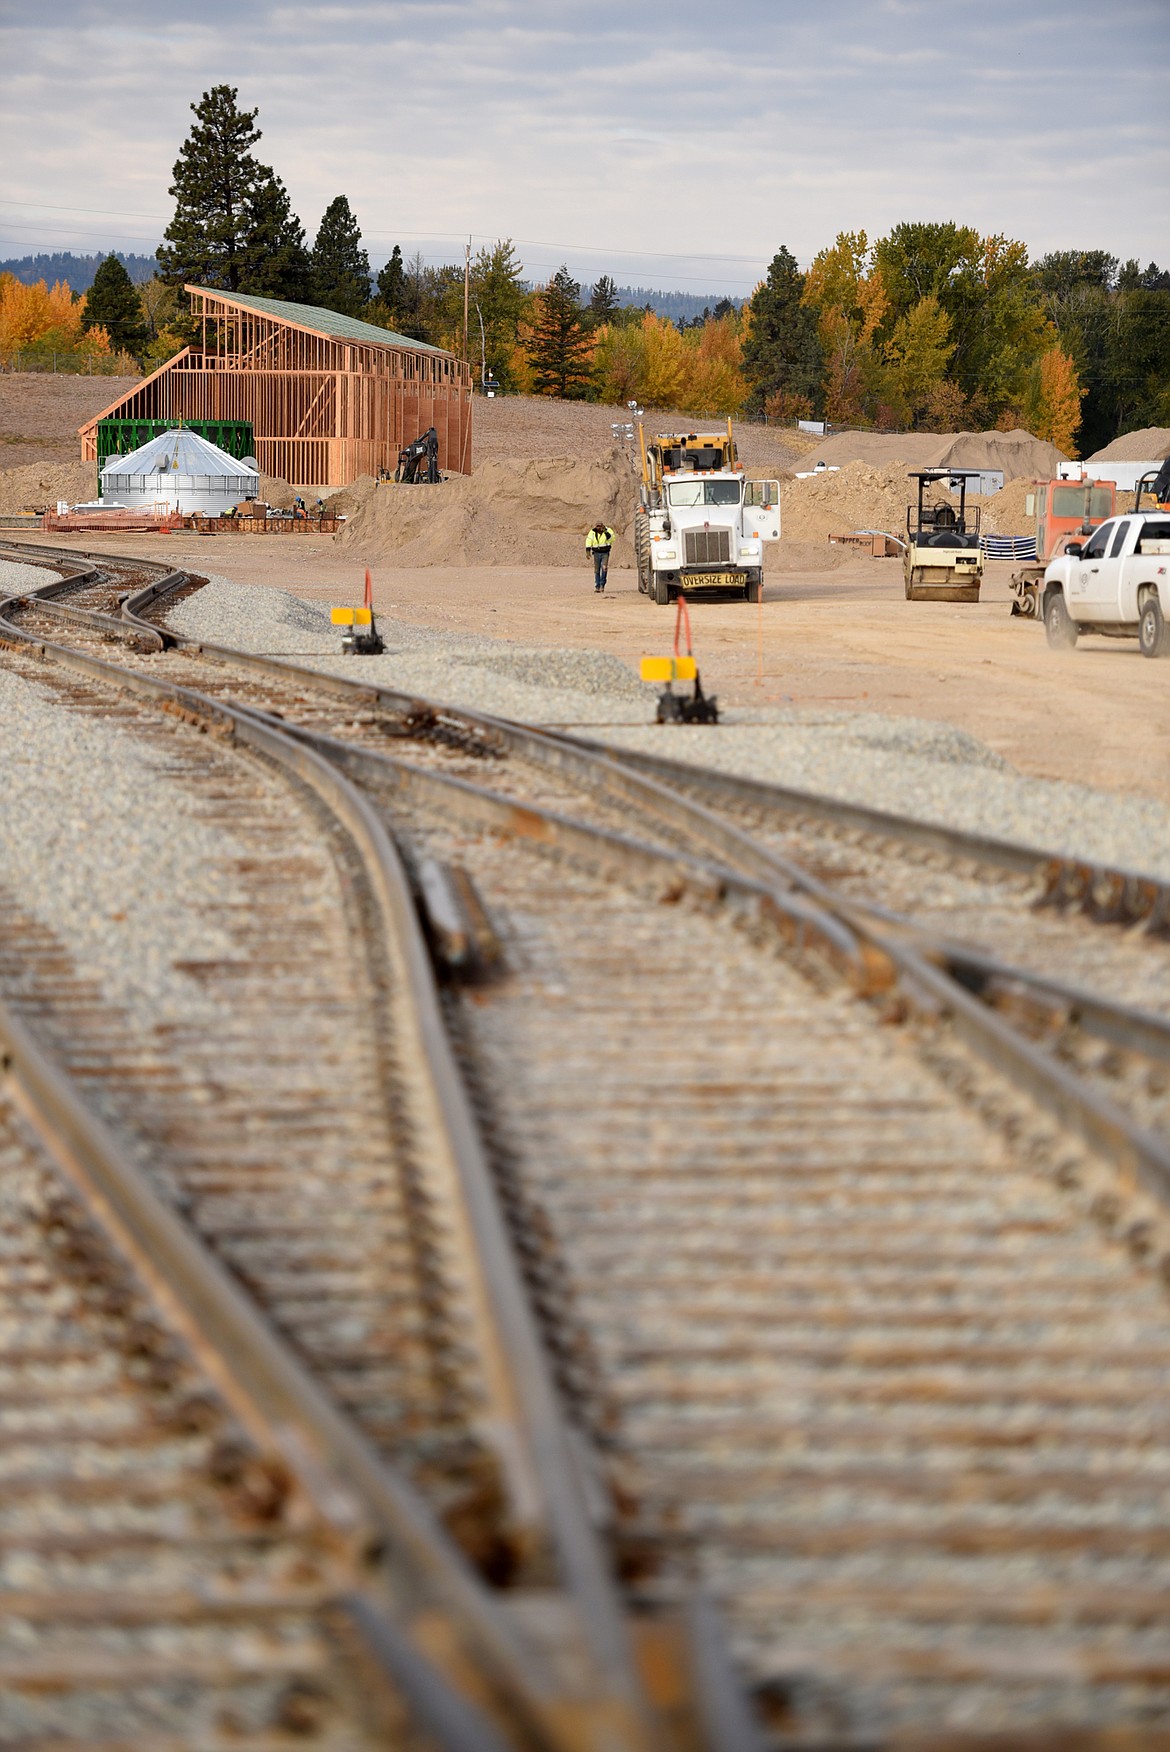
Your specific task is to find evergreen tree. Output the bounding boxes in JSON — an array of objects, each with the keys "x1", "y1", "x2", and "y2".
[
  {"x1": 81, "y1": 254, "x2": 147, "y2": 354},
  {"x1": 310, "y1": 196, "x2": 371, "y2": 316},
  {"x1": 526, "y1": 267, "x2": 592, "y2": 398},
  {"x1": 157, "y1": 85, "x2": 310, "y2": 302},
  {"x1": 376, "y1": 245, "x2": 406, "y2": 312},
  {"x1": 741, "y1": 246, "x2": 823, "y2": 416},
  {"x1": 588, "y1": 274, "x2": 619, "y2": 321}
]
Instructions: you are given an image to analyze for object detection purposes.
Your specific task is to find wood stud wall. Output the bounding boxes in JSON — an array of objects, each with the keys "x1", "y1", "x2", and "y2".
[{"x1": 79, "y1": 287, "x2": 473, "y2": 487}]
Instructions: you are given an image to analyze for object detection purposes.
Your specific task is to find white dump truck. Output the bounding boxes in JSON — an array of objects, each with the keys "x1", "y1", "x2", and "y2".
[
  {"x1": 634, "y1": 423, "x2": 780, "y2": 604},
  {"x1": 1042, "y1": 509, "x2": 1170, "y2": 657}
]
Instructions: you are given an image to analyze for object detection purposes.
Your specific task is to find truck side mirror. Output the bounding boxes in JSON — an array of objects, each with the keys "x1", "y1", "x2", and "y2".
[{"x1": 1064, "y1": 541, "x2": 1083, "y2": 557}]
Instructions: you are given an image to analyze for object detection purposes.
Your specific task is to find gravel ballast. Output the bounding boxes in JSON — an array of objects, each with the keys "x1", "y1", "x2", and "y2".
[
  {"x1": 167, "y1": 577, "x2": 1170, "y2": 882},
  {"x1": 0, "y1": 661, "x2": 242, "y2": 1029},
  {"x1": 0, "y1": 556, "x2": 62, "y2": 592}
]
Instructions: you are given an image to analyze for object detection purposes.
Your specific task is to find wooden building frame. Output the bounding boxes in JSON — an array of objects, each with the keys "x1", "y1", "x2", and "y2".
[{"x1": 79, "y1": 287, "x2": 473, "y2": 488}]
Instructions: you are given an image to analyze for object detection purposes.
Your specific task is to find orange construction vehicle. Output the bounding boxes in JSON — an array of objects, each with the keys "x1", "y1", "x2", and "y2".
[{"x1": 1009, "y1": 477, "x2": 1117, "y2": 618}]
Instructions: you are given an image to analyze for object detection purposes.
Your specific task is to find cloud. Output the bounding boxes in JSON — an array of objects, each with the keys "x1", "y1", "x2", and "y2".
[{"x1": 1, "y1": 0, "x2": 1167, "y2": 289}]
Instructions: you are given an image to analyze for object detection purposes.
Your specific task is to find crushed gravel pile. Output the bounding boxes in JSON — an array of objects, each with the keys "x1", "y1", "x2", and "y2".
[
  {"x1": 167, "y1": 576, "x2": 651, "y2": 724},
  {"x1": 335, "y1": 449, "x2": 640, "y2": 568},
  {"x1": 167, "y1": 577, "x2": 1170, "y2": 879},
  {"x1": 0, "y1": 458, "x2": 96, "y2": 513},
  {"x1": 0, "y1": 556, "x2": 57, "y2": 592}
]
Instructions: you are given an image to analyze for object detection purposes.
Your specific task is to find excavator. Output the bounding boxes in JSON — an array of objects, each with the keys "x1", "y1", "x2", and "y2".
[{"x1": 395, "y1": 426, "x2": 441, "y2": 484}]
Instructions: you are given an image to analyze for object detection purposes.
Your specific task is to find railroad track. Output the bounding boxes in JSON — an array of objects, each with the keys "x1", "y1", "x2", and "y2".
[{"x1": 1, "y1": 542, "x2": 1169, "y2": 1749}]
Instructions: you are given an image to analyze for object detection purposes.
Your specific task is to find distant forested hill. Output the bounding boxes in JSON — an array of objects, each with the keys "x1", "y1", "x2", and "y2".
[
  {"x1": 583, "y1": 284, "x2": 744, "y2": 322},
  {"x1": 0, "y1": 252, "x2": 158, "y2": 292}
]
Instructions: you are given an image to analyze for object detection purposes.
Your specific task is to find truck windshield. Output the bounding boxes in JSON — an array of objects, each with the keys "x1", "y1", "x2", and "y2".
[
  {"x1": 668, "y1": 480, "x2": 742, "y2": 508},
  {"x1": 1051, "y1": 486, "x2": 1113, "y2": 518}
]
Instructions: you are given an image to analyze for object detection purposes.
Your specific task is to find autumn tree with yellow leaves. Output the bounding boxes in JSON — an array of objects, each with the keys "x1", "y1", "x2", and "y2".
[{"x1": 0, "y1": 273, "x2": 140, "y2": 373}]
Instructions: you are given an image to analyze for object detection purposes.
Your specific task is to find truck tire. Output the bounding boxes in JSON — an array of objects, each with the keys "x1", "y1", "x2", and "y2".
[
  {"x1": 652, "y1": 572, "x2": 671, "y2": 605},
  {"x1": 1044, "y1": 589, "x2": 1078, "y2": 650},
  {"x1": 745, "y1": 573, "x2": 763, "y2": 604},
  {"x1": 634, "y1": 511, "x2": 651, "y2": 595},
  {"x1": 1139, "y1": 595, "x2": 1169, "y2": 658}
]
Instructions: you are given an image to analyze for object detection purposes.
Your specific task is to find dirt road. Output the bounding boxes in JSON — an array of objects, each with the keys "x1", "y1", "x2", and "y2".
[{"x1": 11, "y1": 528, "x2": 1168, "y2": 803}]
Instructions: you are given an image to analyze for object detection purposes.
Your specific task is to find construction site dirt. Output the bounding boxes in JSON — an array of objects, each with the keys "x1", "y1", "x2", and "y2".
[{"x1": 11, "y1": 524, "x2": 1169, "y2": 806}]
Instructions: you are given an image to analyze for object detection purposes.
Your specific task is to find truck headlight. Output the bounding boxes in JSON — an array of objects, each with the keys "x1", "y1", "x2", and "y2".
[{"x1": 657, "y1": 548, "x2": 677, "y2": 562}]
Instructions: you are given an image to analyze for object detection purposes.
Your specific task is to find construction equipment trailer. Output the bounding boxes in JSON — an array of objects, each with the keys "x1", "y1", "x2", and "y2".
[
  {"x1": 635, "y1": 422, "x2": 780, "y2": 604},
  {"x1": 903, "y1": 470, "x2": 984, "y2": 601}
]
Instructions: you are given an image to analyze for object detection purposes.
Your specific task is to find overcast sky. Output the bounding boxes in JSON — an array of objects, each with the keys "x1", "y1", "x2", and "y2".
[{"x1": 2, "y1": 0, "x2": 1167, "y2": 294}]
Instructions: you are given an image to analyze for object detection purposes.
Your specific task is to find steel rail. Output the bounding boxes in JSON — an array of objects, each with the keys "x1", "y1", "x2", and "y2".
[
  {"x1": 0, "y1": 608, "x2": 667, "y2": 1752},
  {"x1": 5, "y1": 547, "x2": 1170, "y2": 1736},
  {"x1": 543, "y1": 727, "x2": 1170, "y2": 897},
  {"x1": 0, "y1": 969, "x2": 518, "y2": 1752},
  {"x1": 253, "y1": 707, "x2": 1170, "y2": 1202},
  {"x1": 6, "y1": 565, "x2": 1168, "y2": 1200},
  {"x1": 6, "y1": 558, "x2": 1168, "y2": 1151},
  {"x1": 265, "y1": 709, "x2": 1170, "y2": 1065},
  {"x1": 2, "y1": 537, "x2": 1168, "y2": 930}
]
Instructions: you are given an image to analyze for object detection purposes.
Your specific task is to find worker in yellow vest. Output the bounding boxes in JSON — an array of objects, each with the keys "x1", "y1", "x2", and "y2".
[{"x1": 585, "y1": 521, "x2": 615, "y2": 593}]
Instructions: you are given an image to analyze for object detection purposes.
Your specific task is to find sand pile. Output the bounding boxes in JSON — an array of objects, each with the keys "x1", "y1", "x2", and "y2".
[
  {"x1": 0, "y1": 459, "x2": 97, "y2": 514},
  {"x1": 780, "y1": 462, "x2": 1058, "y2": 542},
  {"x1": 782, "y1": 463, "x2": 930, "y2": 542},
  {"x1": 336, "y1": 450, "x2": 638, "y2": 567},
  {"x1": 1088, "y1": 427, "x2": 1170, "y2": 463},
  {"x1": 325, "y1": 474, "x2": 377, "y2": 517},
  {"x1": 978, "y1": 478, "x2": 1034, "y2": 536},
  {"x1": 257, "y1": 473, "x2": 296, "y2": 509},
  {"x1": 808, "y1": 427, "x2": 1068, "y2": 478}
]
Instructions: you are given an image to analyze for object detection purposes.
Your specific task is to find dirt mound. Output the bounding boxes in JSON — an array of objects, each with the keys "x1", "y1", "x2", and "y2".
[
  {"x1": 472, "y1": 394, "x2": 810, "y2": 474},
  {"x1": 324, "y1": 475, "x2": 377, "y2": 518},
  {"x1": 809, "y1": 431, "x2": 947, "y2": 471},
  {"x1": 337, "y1": 450, "x2": 638, "y2": 567},
  {"x1": 940, "y1": 428, "x2": 1068, "y2": 476},
  {"x1": 808, "y1": 427, "x2": 1067, "y2": 478},
  {"x1": 782, "y1": 461, "x2": 1066, "y2": 543},
  {"x1": 782, "y1": 462, "x2": 930, "y2": 543},
  {"x1": 1088, "y1": 427, "x2": 1170, "y2": 463},
  {"x1": 978, "y1": 478, "x2": 1034, "y2": 536},
  {"x1": 257, "y1": 473, "x2": 296, "y2": 509},
  {"x1": 0, "y1": 459, "x2": 97, "y2": 514}
]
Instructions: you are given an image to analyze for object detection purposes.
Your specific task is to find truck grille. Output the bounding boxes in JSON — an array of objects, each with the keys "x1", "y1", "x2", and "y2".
[{"x1": 684, "y1": 529, "x2": 731, "y2": 566}]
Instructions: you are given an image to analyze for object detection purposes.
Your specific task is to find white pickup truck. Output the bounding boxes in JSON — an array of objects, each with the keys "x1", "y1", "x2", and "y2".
[{"x1": 1043, "y1": 510, "x2": 1170, "y2": 658}]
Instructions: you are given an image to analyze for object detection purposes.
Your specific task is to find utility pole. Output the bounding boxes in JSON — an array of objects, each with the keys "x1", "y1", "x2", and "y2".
[{"x1": 463, "y1": 237, "x2": 470, "y2": 368}]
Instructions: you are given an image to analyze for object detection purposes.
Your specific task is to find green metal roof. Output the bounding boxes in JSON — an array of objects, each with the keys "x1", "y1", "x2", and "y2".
[{"x1": 195, "y1": 288, "x2": 450, "y2": 356}]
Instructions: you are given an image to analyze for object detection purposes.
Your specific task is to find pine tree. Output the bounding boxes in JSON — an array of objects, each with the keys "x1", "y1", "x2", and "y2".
[
  {"x1": 157, "y1": 85, "x2": 310, "y2": 302},
  {"x1": 81, "y1": 255, "x2": 147, "y2": 355},
  {"x1": 588, "y1": 275, "x2": 619, "y2": 321},
  {"x1": 525, "y1": 267, "x2": 592, "y2": 399},
  {"x1": 376, "y1": 245, "x2": 406, "y2": 312},
  {"x1": 310, "y1": 196, "x2": 371, "y2": 316},
  {"x1": 741, "y1": 246, "x2": 823, "y2": 416}
]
